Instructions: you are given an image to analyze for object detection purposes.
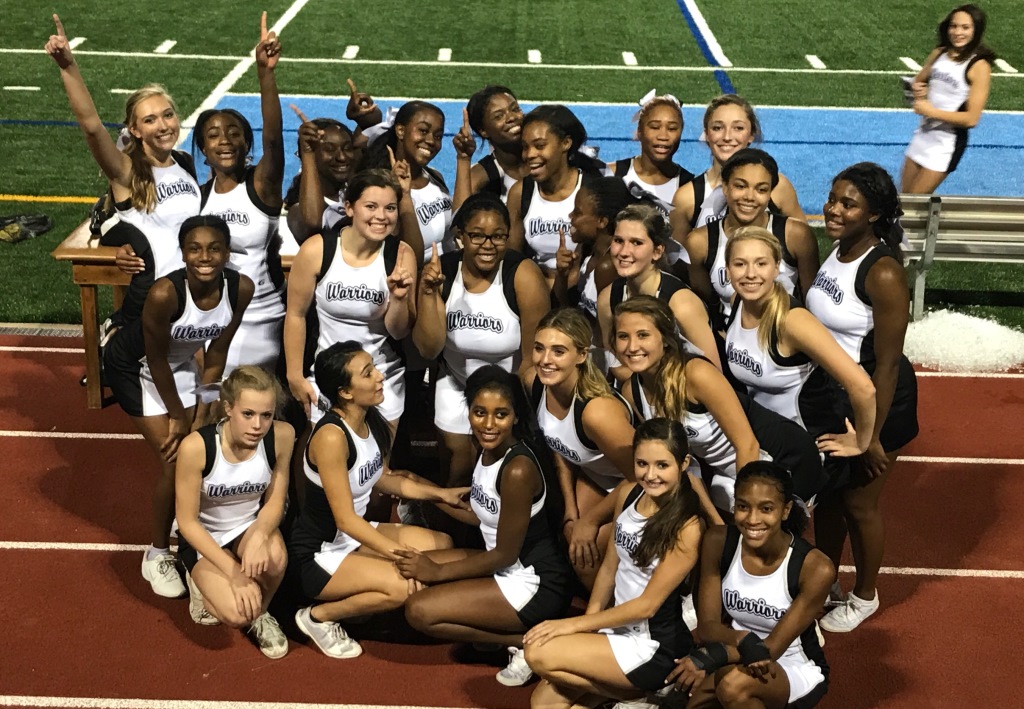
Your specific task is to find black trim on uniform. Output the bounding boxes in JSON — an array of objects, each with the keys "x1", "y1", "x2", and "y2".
[{"x1": 689, "y1": 174, "x2": 706, "y2": 229}]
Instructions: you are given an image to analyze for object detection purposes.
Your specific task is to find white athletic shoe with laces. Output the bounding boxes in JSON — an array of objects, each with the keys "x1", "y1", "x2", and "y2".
[
  {"x1": 819, "y1": 590, "x2": 879, "y2": 633},
  {"x1": 294, "y1": 607, "x2": 363, "y2": 658},
  {"x1": 249, "y1": 613, "x2": 289, "y2": 659},
  {"x1": 141, "y1": 551, "x2": 186, "y2": 598},
  {"x1": 496, "y1": 646, "x2": 533, "y2": 686},
  {"x1": 185, "y1": 571, "x2": 220, "y2": 625}
]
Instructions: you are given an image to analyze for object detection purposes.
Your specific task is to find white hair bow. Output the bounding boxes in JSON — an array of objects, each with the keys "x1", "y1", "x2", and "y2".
[
  {"x1": 363, "y1": 105, "x2": 401, "y2": 146},
  {"x1": 633, "y1": 90, "x2": 681, "y2": 122},
  {"x1": 577, "y1": 145, "x2": 600, "y2": 159}
]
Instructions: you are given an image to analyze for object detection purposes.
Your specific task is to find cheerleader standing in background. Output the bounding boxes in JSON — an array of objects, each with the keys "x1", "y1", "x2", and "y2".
[
  {"x1": 901, "y1": 4, "x2": 995, "y2": 194},
  {"x1": 285, "y1": 118, "x2": 355, "y2": 244},
  {"x1": 452, "y1": 85, "x2": 528, "y2": 208}
]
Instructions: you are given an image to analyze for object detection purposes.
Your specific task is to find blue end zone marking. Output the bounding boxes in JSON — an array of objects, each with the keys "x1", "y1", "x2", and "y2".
[
  {"x1": 212, "y1": 96, "x2": 1024, "y2": 212},
  {"x1": 673, "y1": 0, "x2": 734, "y2": 94}
]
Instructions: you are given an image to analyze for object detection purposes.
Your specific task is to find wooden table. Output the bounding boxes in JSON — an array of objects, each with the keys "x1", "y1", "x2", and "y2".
[{"x1": 52, "y1": 222, "x2": 295, "y2": 409}]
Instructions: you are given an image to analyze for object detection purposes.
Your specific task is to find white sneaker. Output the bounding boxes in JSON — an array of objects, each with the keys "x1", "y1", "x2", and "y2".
[
  {"x1": 611, "y1": 699, "x2": 659, "y2": 709},
  {"x1": 294, "y1": 607, "x2": 363, "y2": 659},
  {"x1": 825, "y1": 580, "x2": 847, "y2": 608},
  {"x1": 681, "y1": 592, "x2": 698, "y2": 630},
  {"x1": 249, "y1": 613, "x2": 289, "y2": 659},
  {"x1": 819, "y1": 590, "x2": 879, "y2": 633},
  {"x1": 185, "y1": 571, "x2": 220, "y2": 625},
  {"x1": 141, "y1": 551, "x2": 186, "y2": 598},
  {"x1": 495, "y1": 646, "x2": 533, "y2": 686}
]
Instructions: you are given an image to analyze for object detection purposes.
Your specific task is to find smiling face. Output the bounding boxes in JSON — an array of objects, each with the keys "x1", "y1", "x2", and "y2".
[
  {"x1": 181, "y1": 226, "x2": 229, "y2": 282},
  {"x1": 468, "y1": 388, "x2": 516, "y2": 452},
  {"x1": 201, "y1": 112, "x2": 248, "y2": 173},
  {"x1": 610, "y1": 219, "x2": 662, "y2": 279},
  {"x1": 705, "y1": 103, "x2": 754, "y2": 165},
  {"x1": 459, "y1": 209, "x2": 509, "y2": 274},
  {"x1": 532, "y1": 327, "x2": 586, "y2": 388},
  {"x1": 340, "y1": 351, "x2": 385, "y2": 408},
  {"x1": 727, "y1": 237, "x2": 780, "y2": 303},
  {"x1": 130, "y1": 95, "x2": 180, "y2": 156},
  {"x1": 634, "y1": 438, "x2": 685, "y2": 501},
  {"x1": 481, "y1": 92, "x2": 523, "y2": 148},
  {"x1": 345, "y1": 185, "x2": 399, "y2": 242},
  {"x1": 316, "y1": 125, "x2": 355, "y2": 187},
  {"x1": 947, "y1": 10, "x2": 975, "y2": 49},
  {"x1": 522, "y1": 121, "x2": 572, "y2": 183},
  {"x1": 639, "y1": 103, "x2": 683, "y2": 164},
  {"x1": 396, "y1": 109, "x2": 444, "y2": 168},
  {"x1": 224, "y1": 388, "x2": 276, "y2": 449},
  {"x1": 733, "y1": 477, "x2": 792, "y2": 550},
  {"x1": 614, "y1": 311, "x2": 665, "y2": 375},
  {"x1": 568, "y1": 187, "x2": 604, "y2": 245},
  {"x1": 723, "y1": 163, "x2": 772, "y2": 224},
  {"x1": 823, "y1": 179, "x2": 878, "y2": 242}
]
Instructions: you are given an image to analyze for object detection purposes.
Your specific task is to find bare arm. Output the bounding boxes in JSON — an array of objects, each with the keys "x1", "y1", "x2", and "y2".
[
  {"x1": 451, "y1": 107, "x2": 477, "y2": 211},
  {"x1": 252, "y1": 14, "x2": 284, "y2": 208},
  {"x1": 506, "y1": 181, "x2": 525, "y2": 253},
  {"x1": 687, "y1": 357, "x2": 760, "y2": 470},
  {"x1": 786, "y1": 219, "x2": 821, "y2": 300},
  {"x1": 684, "y1": 225, "x2": 715, "y2": 305},
  {"x1": 772, "y1": 173, "x2": 807, "y2": 223},
  {"x1": 916, "y1": 59, "x2": 991, "y2": 128},
  {"x1": 671, "y1": 289, "x2": 722, "y2": 370},
  {"x1": 283, "y1": 235, "x2": 323, "y2": 416},
  {"x1": 383, "y1": 241, "x2": 417, "y2": 340},
  {"x1": 514, "y1": 258, "x2": 551, "y2": 378},
  {"x1": 581, "y1": 397, "x2": 636, "y2": 481},
  {"x1": 411, "y1": 245, "x2": 447, "y2": 359},
  {"x1": 670, "y1": 181, "x2": 697, "y2": 250},
  {"x1": 196, "y1": 275, "x2": 254, "y2": 427}
]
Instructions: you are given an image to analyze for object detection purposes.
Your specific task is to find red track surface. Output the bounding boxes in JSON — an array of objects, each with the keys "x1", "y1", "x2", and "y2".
[{"x1": 2, "y1": 335, "x2": 1022, "y2": 708}]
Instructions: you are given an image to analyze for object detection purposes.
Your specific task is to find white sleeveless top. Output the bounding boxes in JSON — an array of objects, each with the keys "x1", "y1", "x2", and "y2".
[
  {"x1": 116, "y1": 159, "x2": 201, "y2": 279},
  {"x1": 441, "y1": 264, "x2": 521, "y2": 386},
  {"x1": 804, "y1": 243, "x2": 876, "y2": 365},
  {"x1": 411, "y1": 175, "x2": 453, "y2": 263},
  {"x1": 708, "y1": 213, "x2": 799, "y2": 318},
  {"x1": 523, "y1": 171, "x2": 582, "y2": 271},
  {"x1": 621, "y1": 159, "x2": 684, "y2": 213},
  {"x1": 536, "y1": 389, "x2": 626, "y2": 492},
  {"x1": 201, "y1": 173, "x2": 281, "y2": 302},
  {"x1": 923, "y1": 51, "x2": 976, "y2": 132},
  {"x1": 612, "y1": 490, "x2": 659, "y2": 607},
  {"x1": 313, "y1": 237, "x2": 402, "y2": 378},
  {"x1": 198, "y1": 422, "x2": 273, "y2": 543},
  {"x1": 470, "y1": 447, "x2": 546, "y2": 558}
]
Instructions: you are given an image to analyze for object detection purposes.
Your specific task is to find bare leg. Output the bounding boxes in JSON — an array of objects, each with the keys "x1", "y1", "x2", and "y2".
[
  {"x1": 439, "y1": 430, "x2": 478, "y2": 487},
  {"x1": 901, "y1": 157, "x2": 948, "y2": 194},
  {"x1": 812, "y1": 491, "x2": 848, "y2": 579},
  {"x1": 571, "y1": 477, "x2": 611, "y2": 591},
  {"x1": 843, "y1": 451, "x2": 899, "y2": 599},
  {"x1": 129, "y1": 409, "x2": 194, "y2": 549},
  {"x1": 526, "y1": 633, "x2": 646, "y2": 703},
  {"x1": 405, "y1": 577, "x2": 527, "y2": 646}
]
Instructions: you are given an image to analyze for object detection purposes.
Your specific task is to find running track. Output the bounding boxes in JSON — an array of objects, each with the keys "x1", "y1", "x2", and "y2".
[{"x1": 1, "y1": 335, "x2": 1021, "y2": 708}]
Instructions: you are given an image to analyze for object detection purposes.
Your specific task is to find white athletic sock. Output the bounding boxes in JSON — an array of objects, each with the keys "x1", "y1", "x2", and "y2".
[{"x1": 146, "y1": 546, "x2": 170, "y2": 561}]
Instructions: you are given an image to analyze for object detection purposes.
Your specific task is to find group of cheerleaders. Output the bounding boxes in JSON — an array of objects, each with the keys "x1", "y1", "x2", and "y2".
[{"x1": 44, "y1": 4, "x2": 996, "y2": 708}]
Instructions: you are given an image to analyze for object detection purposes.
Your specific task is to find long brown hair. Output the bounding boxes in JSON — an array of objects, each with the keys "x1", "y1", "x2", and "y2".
[
  {"x1": 725, "y1": 225, "x2": 790, "y2": 352},
  {"x1": 537, "y1": 308, "x2": 611, "y2": 401},
  {"x1": 612, "y1": 296, "x2": 688, "y2": 421},
  {"x1": 122, "y1": 84, "x2": 180, "y2": 212}
]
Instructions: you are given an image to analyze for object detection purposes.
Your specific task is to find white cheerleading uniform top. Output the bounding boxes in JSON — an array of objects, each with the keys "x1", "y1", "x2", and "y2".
[
  {"x1": 690, "y1": 172, "x2": 728, "y2": 231},
  {"x1": 611, "y1": 489, "x2": 660, "y2": 608},
  {"x1": 197, "y1": 421, "x2": 273, "y2": 544},
  {"x1": 441, "y1": 264, "x2": 521, "y2": 387},
  {"x1": 523, "y1": 171, "x2": 582, "y2": 271},
  {"x1": 921, "y1": 52, "x2": 976, "y2": 133},
  {"x1": 303, "y1": 412, "x2": 384, "y2": 553},
  {"x1": 578, "y1": 255, "x2": 600, "y2": 320},
  {"x1": 201, "y1": 171, "x2": 282, "y2": 303},
  {"x1": 313, "y1": 237, "x2": 402, "y2": 379},
  {"x1": 621, "y1": 160, "x2": 684, "y2": 213},
  {"x1": 536, "y1": 388, "x2": 626, "y2": 492},
  {"x1": 411, "y1": 173, "x2": 453, "y2": 262},
  {"x1": 323, "y1": 193, "x2": 346, "y2": 230},
  {"x1": 470, "y1": 444, "x2": 547, "y2": 562},
  {"x1": 141, "y1": 269, "x2": 235, "y2": 378},
  {"x1": 115, "y1": 159, "x2": 201, "y2": 279},
  {"x1": 706, "y1": 213, "x2": 799, "y2": 319},
  {"x1": 804, "y1": 242, "x2": 878, "y2": 366}
]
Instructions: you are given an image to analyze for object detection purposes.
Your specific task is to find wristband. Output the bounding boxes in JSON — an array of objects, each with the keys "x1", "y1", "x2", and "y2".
[
  {"x1": 687, "y1": 642, "x2": 729, "y2": 673},
  {"x1": 738, "y1": 632, "x2": 771, "y2": 665}
]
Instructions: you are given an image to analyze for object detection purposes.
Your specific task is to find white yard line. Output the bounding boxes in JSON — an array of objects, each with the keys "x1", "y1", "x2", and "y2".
[
  {"x1": 68, "y1": 37, "x2": 86, "y2": 49},
  {"x1": 900, "y1": 56, "x2": 923, "y2": 72},
  {"x1": 528, "y1": 49, "x2": 542, "y2": 64},
  {"x1": 622, "y1": 51, "x2": 638, "y2": 66},
  {"x1": 3, "y1": 86, "x2": 40, "y2": 91},
  {"x1": 153, "y1": 40, "x2": 177, "y2": 54},
  {"x1": 342, "y1": 44, "x2": 359, "y2": 59},
  {"x1": 437, "y1": 48, "x2": 451, "y2": 62},
  {"x1": 805, "y1": 54, "x2": 826, "y2": 70},
  {"x1": 679, "y1": 0, "x2": 732, "y2": 67},
  {"x1": 995, "y1": 58, "x2": 1018, "y2": 74}
]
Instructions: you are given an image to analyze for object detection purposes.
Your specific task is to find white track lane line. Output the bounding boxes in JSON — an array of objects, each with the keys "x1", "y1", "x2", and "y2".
[{"x1": 0, "y1": 346, "x2": 84, "y2": 353}]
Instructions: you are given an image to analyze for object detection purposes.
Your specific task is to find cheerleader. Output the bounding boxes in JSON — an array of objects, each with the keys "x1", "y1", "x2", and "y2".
[
  {"x1": 103, "y1": 215, "x2": 252, "y2": 597},
  {"x1": 174, "y1": 366, "x2": 292, "y2": 658},
  {"x1": 452, "y1": 85, "x2": 528, "y2": 208},
  {"x1": 670, "y1": 95, "x2": 805, "y2": 248},
  {"x1": 288, "y1": 342, "x2": 464, "y2": 659},
  {"x1": 901, "y1": 4, "x2": 995, "y2": 194},
  {"x1": 283, "y1": 169, "x2": 417, "y2": 427},
  {"x1": 413, "y1": 192, "x2": 549, "y2": 486},
  {"x1": 807, "y1": 164, "x2": 919, "y2": 633},
  {"x1": 525, "y1": 418, "x2": 702, "y2": 707},
  {"x1": 507, "y1": 105, "x2": 605, "y2": 287},
  {"x1": 525, "y1": 308, "x2": 636, "y2": 588},
  {"x1": 195, "y1": 12, "x2": 285, "y2": 373},
  {"x1": 596, "y1": 203, "x2": 721, "y2": 373},
  {"x1": 686, "y1": 149, "x2": 819, "y2": 327},
  {"x1": 399, "y1": 365, "x2": 573, "y2": 687},
  {"x1": 285, "y1": 117, "x2": 355, "y2": 244},
  {"x1": 671, "y1": 461, "x2": 832, "y2": 709}
]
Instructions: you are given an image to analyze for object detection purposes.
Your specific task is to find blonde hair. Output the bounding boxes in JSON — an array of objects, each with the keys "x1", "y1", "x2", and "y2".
[
  {"x1": 612, "y1": 296, "x2": 688, "y2": 421},
  {"x1": 122, "y1": 84, "x2": 180, "y2": 212},
  {"x1": 220, "y1": 366, "x2": 286, "y2": 414},
  {"x1": 537, "y1": 308, "x2": 611, "y2": 401},
  {"x1": 725, "y1": 225, "x2": 790, "y2": 351}
]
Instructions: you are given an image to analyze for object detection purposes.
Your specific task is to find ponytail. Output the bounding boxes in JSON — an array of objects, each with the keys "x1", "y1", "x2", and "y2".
[{"x1": 122, "y1": 84, "x2": 178, "y2": 213}]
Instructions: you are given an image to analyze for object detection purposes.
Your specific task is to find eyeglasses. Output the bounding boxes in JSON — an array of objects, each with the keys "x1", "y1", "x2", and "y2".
[{"x1": 464, "y1": 231, "x2": 509, "y2": 245}]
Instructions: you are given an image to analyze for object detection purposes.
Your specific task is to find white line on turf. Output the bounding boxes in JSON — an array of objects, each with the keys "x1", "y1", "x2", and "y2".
[
  {"x1": 68, "y1": 37, "x2": 86, "y2": 49},
  {"x1": 342, "y1": 44, "x2": 359, "y2": 59},
  {"x1": 528, "y1": 49, "x2": 542, "y2": 64},
  {"x1": 900, "y1": 56, "x2": 923, "y2": 71},
  {"x1": 996, "y1": 58, "x2": 1018, "y2": 74},
  {"x1": 806, "y1": 54, "x2": 826, "y2": 70},
  {"x1": 4, "y1": 86, "x2": 40, "y2": 91},
  {"x1": 0, "y1": 346, "x2": 84, "y2": 353},
  {"x1": 2, "y1": 47, "x2": 1022, "y2": 79},
  {"x1": 680, "y1": 0, "x2": 732, "y2": 67},
  {"x1": 0, "y1": 431, "x2": 143, "y2": 440},
  {"x1": 437, "y1": 47, "x2": 451, "y2": 62},
  {"x1": 622, "y1": 51, "x2": 638, "y2": 66},
  {"x1": 177, "y1": 0, "x2": 309, "y2": 139},
  {"x1": 109, "y1": 88, "x2": 133, "y2": 94},
  {"x1": 153, "y1": 40, "x2": 177, "y2": 54},
  {"x1": 0, "y1": 697, "x2": 455, "y2": 709}
]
